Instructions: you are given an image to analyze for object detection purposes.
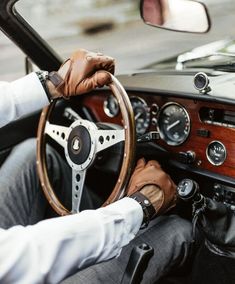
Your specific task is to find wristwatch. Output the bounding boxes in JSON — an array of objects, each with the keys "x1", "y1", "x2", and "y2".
[
  {"x1": 129, "y1": 191, "x2": 155, "y2": 228},
  {"x1": 36, "y1": 71, "x2": 63, "y2": 101}
]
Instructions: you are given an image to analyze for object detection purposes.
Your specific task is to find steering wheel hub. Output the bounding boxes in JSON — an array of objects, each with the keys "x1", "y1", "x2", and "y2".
[
  {"x1": 68, "y1": 125, "x2": 91, "y2": 164},
  {"x1": 65, "y1": 120, "x2": 97, "y2": 171}
]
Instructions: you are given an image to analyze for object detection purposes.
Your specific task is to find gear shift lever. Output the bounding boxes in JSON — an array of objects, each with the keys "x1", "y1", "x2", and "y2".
[
  {"x1": 177, "y1": 178, "x2": 200, "y2": 201},
  {"x1": 177, "y1": 178, "x2": 206, "y2": 238}
]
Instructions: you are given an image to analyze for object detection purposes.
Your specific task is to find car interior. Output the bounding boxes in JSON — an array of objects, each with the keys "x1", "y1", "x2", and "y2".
[{"x1": 1, "y1": 0, "x2": 235, "y2": 283}]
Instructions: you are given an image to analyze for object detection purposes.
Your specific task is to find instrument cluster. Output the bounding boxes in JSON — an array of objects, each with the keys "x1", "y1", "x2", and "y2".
[
  {"x1": 103, "y1": 95, "x2": 192, "y2": 143},
  {"x1": 129, "y1": 97, "x2": 191, "y2": 145},
  {"x1": 78, "y1": 89, "x2": 235, "y2": 178},
  {"x1": 101, "y1": 93, "x2": 235, "y2": 174}
]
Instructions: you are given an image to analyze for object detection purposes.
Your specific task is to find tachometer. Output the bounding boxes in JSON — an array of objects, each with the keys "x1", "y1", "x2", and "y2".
[
  {"x1": 157, "y1": 103, "x2": 190, "y2": 146},
  {"x1": 130, "y1": 97, "x2": 150, "y2": 135},
  {"x1": 103, "y1": 95, "x2": 119, "y2": 117}
]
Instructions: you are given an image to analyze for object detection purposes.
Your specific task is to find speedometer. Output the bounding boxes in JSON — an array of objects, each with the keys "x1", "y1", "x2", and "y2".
[
  {"x1": 130, "y1": 97, "x2": 150, "y2": 135},
  {"x1": 157, "y1": 103, "x2": 190, "y2": 146}
]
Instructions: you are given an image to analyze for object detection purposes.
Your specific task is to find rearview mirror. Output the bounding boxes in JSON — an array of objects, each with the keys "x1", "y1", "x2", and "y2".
[{"x1": 140, "y1": 0, "x2": 211, "y2": 33}]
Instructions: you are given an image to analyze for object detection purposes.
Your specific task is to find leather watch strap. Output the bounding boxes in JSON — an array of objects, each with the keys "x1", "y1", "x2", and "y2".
[
  {"x1": 129, "y1": 191, "x2": 155, "y2": 228},
  {"x1": 48, "y1": 71, "x2": 63, "y2": 87}
]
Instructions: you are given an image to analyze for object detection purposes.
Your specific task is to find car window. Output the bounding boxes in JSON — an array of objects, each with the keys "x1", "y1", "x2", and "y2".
[
  {"x1": 0, "y1": 32, "x2": 25, "y2": 81},
  {"x1": 16, "y1": 0, "x2": 145, "y2": 73},
  {"x1": 10, "y1": 0, "x2": 235, "y2": 75},
  {"x1": 15, "y1": 0, "x2": 235, "y2": 74}
]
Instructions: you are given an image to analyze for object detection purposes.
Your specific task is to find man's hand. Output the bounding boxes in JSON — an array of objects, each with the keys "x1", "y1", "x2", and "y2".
[
  {"x1": 127, "y1": 158, "x2": 177, "y2": 219},
  {"x1": 47, "y1": 49, "x2": 115, "y2": 99}
]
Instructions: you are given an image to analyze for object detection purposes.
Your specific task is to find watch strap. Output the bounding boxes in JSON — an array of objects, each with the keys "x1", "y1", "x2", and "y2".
[
  {"x1": 36, "y1": 71, "x2": 52, "y2": 102},
  {"x1": 129, "y1": 191, "x2": 155, "y2": 229},
  {"x1": 48, "y1": 71, "x2": 63, "y2": 87}
]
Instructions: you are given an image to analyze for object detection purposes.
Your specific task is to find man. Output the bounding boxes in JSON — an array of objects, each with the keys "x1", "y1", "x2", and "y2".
[{"x1": 0, "y1": 49, "x2": 193, "y2": 283}]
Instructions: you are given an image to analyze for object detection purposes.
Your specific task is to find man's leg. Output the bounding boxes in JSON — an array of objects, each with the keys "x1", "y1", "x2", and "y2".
[
  {"x1": 0, "y1": 138, "x2": 72, "y2": 228},
  {"x1": 63, "y1": 214, "x2": 193, "y2": 284},
  {"x1": 0, "y1": 138, "x2": 98, "y2": 229}
]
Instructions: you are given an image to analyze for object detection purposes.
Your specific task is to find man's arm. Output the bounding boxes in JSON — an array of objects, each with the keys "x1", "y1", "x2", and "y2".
[
  {"x1": 0, "y1": 73, "x2": 48, "y2": 128},
  {"x1": 0, "y1": 49, "x2": 115, "y2": 128},
  {"x1": 0, "y1": 198, "x2": 143, "y2": 284},
  {"x1": 0, "y1": 158, "x2": 176, "y2": 284}
]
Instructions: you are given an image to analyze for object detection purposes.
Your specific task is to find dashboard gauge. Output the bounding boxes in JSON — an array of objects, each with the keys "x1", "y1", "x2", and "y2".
[
  {"x1": 130, "y1": 97, "x2": 150, "y2": 135},
  {"x1": 206, "y1": 141, "x2": 226, "y2": 166},
  {"x1": 103, "y1": 95, "x2": 119, "y2": 117},
  {"x1": 157, "y1": 103, "x2": 190, "y2": 146}
]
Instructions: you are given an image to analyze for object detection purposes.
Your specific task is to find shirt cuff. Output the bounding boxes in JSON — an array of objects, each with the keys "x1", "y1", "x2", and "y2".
[
  {"x1": 10, "y1": 72, "x2": 49, "y2": 118},
  {"x1": 102, "y1": 197, "x2": 143, "y2": 237}
]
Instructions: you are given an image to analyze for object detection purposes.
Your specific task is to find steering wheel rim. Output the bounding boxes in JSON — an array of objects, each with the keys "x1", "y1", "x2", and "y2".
[{"x1": 36, "y1": 74, "x2": 136, "y2": 216}]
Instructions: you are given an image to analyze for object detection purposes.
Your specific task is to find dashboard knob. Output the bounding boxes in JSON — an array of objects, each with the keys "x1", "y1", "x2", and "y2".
[{"x1": 179, "y1": 151, "x2": 195, "y2": 164}]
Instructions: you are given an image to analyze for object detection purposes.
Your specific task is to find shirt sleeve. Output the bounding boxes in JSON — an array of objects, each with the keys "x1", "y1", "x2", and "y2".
[
  {"x1": 0, "y1": 197, "x2": 143, "y2": 284},
  {"x1": 0, "y1": 73, "x2": 49, "y2": 128}
]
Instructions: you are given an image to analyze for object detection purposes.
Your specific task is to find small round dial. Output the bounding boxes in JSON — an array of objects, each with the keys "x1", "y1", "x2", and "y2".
[
  {"x1": 103, "y1": 95, "x2": 119, "y2": 117},
  {"x1": 206, "y1": 141, "x2": 226, "y2": 166},
  {"x1": 130, "y1": 97, "x2": 150, "y2": 135},
  {"x1": 157, "y1": 103, "x2": 190, "y2": 146}
]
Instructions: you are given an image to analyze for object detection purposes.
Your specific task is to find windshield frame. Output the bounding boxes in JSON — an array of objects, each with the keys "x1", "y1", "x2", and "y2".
[{"x1": 0, "y1": 0, "x2": 62, "y2": 71}]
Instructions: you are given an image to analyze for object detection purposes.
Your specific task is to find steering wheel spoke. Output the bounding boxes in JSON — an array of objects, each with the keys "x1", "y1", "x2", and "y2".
[
  {"x1": 95, "y1": 129, "x2": 125, "y2": 153},
  {"x1": 45, "y1": 122, "x2": 69, "y2": 149},
  {"x1": 72, "y1": 169, "x2": 87, "y2": 213}
]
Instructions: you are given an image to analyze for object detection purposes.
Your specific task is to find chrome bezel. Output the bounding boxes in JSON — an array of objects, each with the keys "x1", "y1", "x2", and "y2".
[
  {"x1": 157, "y1": 102, "x2": 191, "y2": 146},
  {"x1": 206, "y1": 140, "x2": 227, "y2": 166},
  {"x1": 193, "y1": 72, "x2": 209, "y2": 91},
  {"x1": 103, "y1": 95, "x2": 120, "y2": 118},
  {"x1": 130, "y1": 96, "x2": 148, "y2": 107},
  {"x1": 151, "y1": 103, "x2": 159, "y2": 115}
]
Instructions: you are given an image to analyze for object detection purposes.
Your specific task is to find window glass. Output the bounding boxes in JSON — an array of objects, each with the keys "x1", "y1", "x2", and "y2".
[
  {"x1": 16, "y1": 0, "x2": 151, "y2": 73},
  {"x1": 15, "y1": 0, "x2": 235, "y2": 74},
  {"x1": 0, "y1": 32, "x2": 25, "y2": 81}
]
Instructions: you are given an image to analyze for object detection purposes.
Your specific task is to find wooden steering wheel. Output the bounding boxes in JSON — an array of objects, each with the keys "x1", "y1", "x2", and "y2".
[{"x1": 36, "y1": 74, "x2": 136, "y2": 215}]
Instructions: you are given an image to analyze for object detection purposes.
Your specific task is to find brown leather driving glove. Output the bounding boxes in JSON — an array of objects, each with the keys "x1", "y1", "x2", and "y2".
[
  {"x1": 48, "y1": 49, "x2": 115, "y2": 99},
  {"x1": 127, "y1": 158, "x2": 177, "y2": 219}
]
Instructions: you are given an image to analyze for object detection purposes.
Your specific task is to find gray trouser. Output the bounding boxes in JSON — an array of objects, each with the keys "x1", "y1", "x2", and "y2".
[
  {"x1": 63, "y1": 215, "x2": 194, "y2": 284},
  {"x1": 0, "y1": 138, "x2": 194, "y2": 283}
]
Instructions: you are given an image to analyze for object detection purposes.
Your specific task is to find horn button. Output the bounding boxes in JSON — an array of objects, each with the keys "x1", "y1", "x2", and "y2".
[{"x1": 67, "y1": 125, "x2": 91, "y2": 165}]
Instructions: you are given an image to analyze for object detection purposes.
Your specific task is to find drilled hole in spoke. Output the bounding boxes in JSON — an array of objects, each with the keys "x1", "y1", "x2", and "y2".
[
  {"x1": 61, "y1": 133, "x2": 65, "y2": 139},
  {"x1": 106, "y1": 136, "x2": 110, "y2": 141},
  {"x1": 112, "y1": 135, "x2": 115, "y2": 139},
  {"x1": 76, "y1": 185, "x2": 79, "y2": 191},
  {"x1": 76, "y1": 174, "x2": 80, "y2": 182},
  {"x1": 99, "y1": 136, "x2": 104, "y2": 144}
]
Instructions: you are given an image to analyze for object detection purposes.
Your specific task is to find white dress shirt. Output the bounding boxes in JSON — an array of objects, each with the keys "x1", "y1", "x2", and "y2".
[{"x1": 0, "y1": 73, "x2": 143, "y2": 284}]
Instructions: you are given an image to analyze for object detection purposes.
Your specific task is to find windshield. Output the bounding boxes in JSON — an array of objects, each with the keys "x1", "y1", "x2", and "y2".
[{"x1": 1, "y1": 0, "x2": 235, "y2": 78}]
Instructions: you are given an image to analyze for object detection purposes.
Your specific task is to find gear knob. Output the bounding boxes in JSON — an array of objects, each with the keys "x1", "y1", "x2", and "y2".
[{"x1": 177, "y1": 179, "x2": 200, "y2": 201}]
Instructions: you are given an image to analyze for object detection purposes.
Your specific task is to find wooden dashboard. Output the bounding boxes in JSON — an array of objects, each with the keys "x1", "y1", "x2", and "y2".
[{"x1": 79, "y1": 90, "x2": 235, "y2": 179}]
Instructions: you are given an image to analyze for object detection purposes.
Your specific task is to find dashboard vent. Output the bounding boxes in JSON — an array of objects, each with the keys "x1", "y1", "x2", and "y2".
[{"x1": 199, "y1": 107, "x2": 235, "y2": 128}]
